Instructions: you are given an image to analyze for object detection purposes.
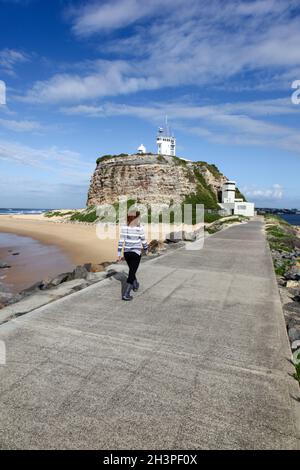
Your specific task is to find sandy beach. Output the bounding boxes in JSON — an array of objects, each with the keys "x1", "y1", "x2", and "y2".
[
  {"x1": 0, "y1": 214, "x2": 118, "y2": 265},
  {"x1": 0, "y1": 214, "x2": 118, "y2": 294}
]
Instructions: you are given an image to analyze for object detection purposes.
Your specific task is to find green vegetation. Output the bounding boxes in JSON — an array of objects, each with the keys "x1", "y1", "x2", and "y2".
[
  {"x1": 181, "y1": 167, "x2": 220, "y2": 223},
  {"x1": 235, "y1": 187, "x2": 247, "y2": 202},
  {"x1": 44, "y1": 210, "x2": 75, "y2": 218},
  {"x1": 195, "y1": 161, "x2": 223, "y2": 179},
  {"x1": 266, "y1": 225, "x2": 288, "y2": 238},
  {"x1": 172, "y1": 155, "x2": 187, "y2": 166},
  {"x1": 176, "y1": 164, "x2": 224, "y2": 223},
  {"x1": 265, "y1": 214, "x2": 300, "y2": 276},
  {"x1": 204, "y1": 213, "x2": 221, "y2": 224},
  {"x1": 274, "y1": 260, "x2": 294, "y2": 276},
  {"x1": 264, "y1": 213, "x2": 290, "y2": 225},
  {"x1": 70, "y1": 208, "x2": 98, "y2": 223},
  {"x1": 265, "y1": 214, "x2": 299, "y2": 255},
  {"x1": 157, "y1": 155, "x2": 167, "y2": 163},
  {"x1": 294, "y1": 355, "x2": 300, "y2": 384},
  {"x1": 96, "y1": 153, "x2": 128, "y2": 164}
]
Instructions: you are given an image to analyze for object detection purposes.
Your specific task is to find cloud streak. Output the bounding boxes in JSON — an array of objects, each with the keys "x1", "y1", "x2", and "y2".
[
  {"x1": 0, "y1": 48, "x2": 29, "y2": 76},
  {"x1": 19, "y1": 0, "x2": 300, "y2": 103},
  {"x1": 243, "y1": 184, "x2": 284, "y2": 201},
  {"x1": 0, "y1": 118, "x2": 41, "y2": 132},
  {"x1": 0, "y1": 138, "x2": 93, "y2": 180},
  {"x1": 61, "y1": 98, "x2": 300, "y2": 155}
]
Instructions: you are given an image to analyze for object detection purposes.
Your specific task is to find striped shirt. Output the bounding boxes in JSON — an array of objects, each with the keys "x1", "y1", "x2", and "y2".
[{"x1": 118, "y1": 224, "x2": 148, "y2": 256}]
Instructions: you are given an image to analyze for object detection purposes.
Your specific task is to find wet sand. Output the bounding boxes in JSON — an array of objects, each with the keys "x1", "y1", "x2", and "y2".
[
  {"x1": 0, "y1": 215, "x2": 118, "y2": 294},
  {"x1": 0, "y1": 233, "x2": 74, "y2": 294}
]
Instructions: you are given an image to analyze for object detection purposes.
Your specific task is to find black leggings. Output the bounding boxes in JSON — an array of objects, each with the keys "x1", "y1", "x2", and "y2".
[{"x1": 124, "y1": 252, "x2": 141, "y2": 285}]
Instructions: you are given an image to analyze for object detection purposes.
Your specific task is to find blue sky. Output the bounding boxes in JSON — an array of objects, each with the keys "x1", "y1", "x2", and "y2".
[{"x1": 0, "y1": 0, "x2": 300, "y2": 209}]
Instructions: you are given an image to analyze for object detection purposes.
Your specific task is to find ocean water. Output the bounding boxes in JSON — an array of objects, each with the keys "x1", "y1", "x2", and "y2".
[
  {"x1": 0, "y1": 208, "x2": 50, "y2": 215},
  {"x1": 280, "y1": 214, "x2": 300, "y2": 226}
]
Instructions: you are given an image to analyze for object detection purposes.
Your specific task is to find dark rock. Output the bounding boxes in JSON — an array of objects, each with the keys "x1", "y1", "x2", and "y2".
[
  {"x1": 288, "y1": 327, "x2": 300, "y2": 342},
  {"x1": 83, "y1": 263, "x2": 92, "y2": 272},
  {"x1": 283, "y1": 301, "x2": 300, "y2": 315},
  {"x1": 43, "y1": 272, "x2": 73, "y2": 288},
  {"x1": 284, "y1": 267, "x2": 300, "y2": 281},
  {"x1": 277, "y1": 278, "x2": 286, "y2": 287},
  {"x1": 12, "y1": 252, "x2": 20, "y2": 256},
  {"x1": 0, "y1": 262, "x2": 11, "y2": 269},
  {"x1": 73, "y1": 265, "x2": 90, "y2": 280}
]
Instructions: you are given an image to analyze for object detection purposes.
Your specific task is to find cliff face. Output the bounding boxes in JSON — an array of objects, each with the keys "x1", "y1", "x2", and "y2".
[{"x1": 87, "y1": 153, "x2": 228, "y2": 208}]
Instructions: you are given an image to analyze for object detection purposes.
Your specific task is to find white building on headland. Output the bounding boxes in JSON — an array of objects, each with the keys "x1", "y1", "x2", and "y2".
[
  {"x1": 157, "y1": 118, "x2": 176, "y2": 156},
  {"x1": 219, "y1": 180, "x2": 255, "y2": 217},
  {"x1": 137, "y1": 144, "x2": 146, "y2": 154}
]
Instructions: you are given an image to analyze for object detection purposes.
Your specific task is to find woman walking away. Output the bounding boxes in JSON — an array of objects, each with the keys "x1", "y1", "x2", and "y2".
[{"x1": 118, "y1": 211, "x2": 148, "y2": 301}]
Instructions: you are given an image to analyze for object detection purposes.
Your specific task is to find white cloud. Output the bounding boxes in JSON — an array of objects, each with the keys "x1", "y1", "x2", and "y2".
[
  {"x1": 0, "y1": 138, "x2": 93, "y2": 178},
  {"x1": 19, "y1": 1, "x2": 300, "y2": 103},
  {"x1": 20, "y1": 61, "x2": 159, "y2": 103},
  {"x1": 0, "y1": 118, "x2": 41, "y2": 132},
  {"x1": 69, "y1": 0, "x2": 187, "y2": 36},
  {"x1": 0, "y1": 48, "x2": 29, "y2": 76},
  {"x1": 243, "y1": 184, "x2": 284, "y2": 200}
]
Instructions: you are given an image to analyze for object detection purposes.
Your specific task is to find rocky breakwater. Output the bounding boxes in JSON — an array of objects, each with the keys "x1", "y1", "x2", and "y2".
[
  {"x1": 87, "y1": 153, "x2": 229, "y2": 207},
  {"x1": 0, "y1": 261, "x2": 12, "y2": 308},
  {"x1": 265, "y1": 214, "x2": 300, "y2": 381}
]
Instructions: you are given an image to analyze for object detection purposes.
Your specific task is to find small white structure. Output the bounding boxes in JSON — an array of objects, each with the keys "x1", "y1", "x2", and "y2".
[
  {"x1": 157, "y1": 118, "x2": 176, "y2": 156},
  {"x1": 219, "y1": 180, "x2": 255, "y2": 217},
  {"x1": 222, "y1": 180, "x2": 236, "y2": 203},
  {"x1": 137, "y1": 144, "x2": 146, "y2": 154}
]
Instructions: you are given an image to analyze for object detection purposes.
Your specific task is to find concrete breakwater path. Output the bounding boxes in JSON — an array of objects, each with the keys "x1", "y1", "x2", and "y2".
[{"x1": 0, "y1": 218, "x2": 299, "y2": 449}]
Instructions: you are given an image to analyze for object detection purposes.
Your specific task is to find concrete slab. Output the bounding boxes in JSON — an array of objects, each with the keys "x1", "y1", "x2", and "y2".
[{"x1": 0, "y1": 219, "x2": 299, "y2": 449}]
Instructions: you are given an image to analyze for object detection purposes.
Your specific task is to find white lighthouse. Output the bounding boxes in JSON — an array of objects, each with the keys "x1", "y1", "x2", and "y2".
[
  {"x1": 220, "y1": 180, "x2": 255, "y2": 217},
  {"x1": 222, "y1": 180, "x2": 236, "y2": 203},
  {"x1": 157, "y1": 117, "x2": 176, "y2": 156}
]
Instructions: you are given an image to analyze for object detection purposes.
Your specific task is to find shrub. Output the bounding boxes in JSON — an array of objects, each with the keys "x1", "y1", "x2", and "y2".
[
  {"x1": 204, "y1": 213, "x2": 221, "y2": 223},
  {"x1": 172, "y1": 155, "x2": 187, "y2": 166},
  {"x1": 70, "y1": 208, "x2": 98, "y2": 223}
]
